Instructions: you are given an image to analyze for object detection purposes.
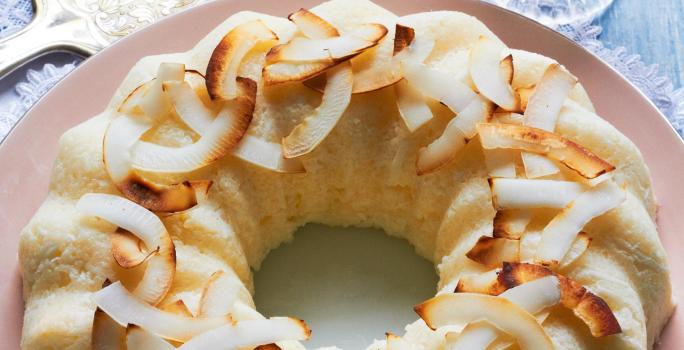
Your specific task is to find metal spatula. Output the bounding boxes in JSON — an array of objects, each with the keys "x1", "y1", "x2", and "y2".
[{"x1": 0, "y1": 0, "x2": 205, "y2": 79}]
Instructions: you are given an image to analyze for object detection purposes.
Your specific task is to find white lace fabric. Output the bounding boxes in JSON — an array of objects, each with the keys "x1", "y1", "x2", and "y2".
[
  {"x1": 0, "y1": 0, "x2": 32, "y2": 38},
  {"x1": 555, "y1": 22, "x2": 684, "y2": 135},
  {"x1": 0, "y1": 0, "x2": 682, "y2": 141}
]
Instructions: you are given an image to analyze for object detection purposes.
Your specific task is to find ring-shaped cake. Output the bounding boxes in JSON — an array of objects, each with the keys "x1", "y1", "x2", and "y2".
[{"x1": 18, "y1": 0, "x2": 673, "y2": 349}]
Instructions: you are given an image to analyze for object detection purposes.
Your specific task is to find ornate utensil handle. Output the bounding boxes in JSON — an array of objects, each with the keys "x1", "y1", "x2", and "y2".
[{"x1": 0, "y1": 0, "x2": 100, "y2": 80}]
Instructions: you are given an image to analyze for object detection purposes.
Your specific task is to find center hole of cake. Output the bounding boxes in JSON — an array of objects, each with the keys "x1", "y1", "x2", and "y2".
[{"x1": 254, "y1": 224, "x2": 438, "y2": 349}]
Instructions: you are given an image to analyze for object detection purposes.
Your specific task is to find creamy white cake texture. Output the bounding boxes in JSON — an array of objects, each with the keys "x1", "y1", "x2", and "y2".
[{"x1": 18, "y1": 0, "x2": 674, "y2": 349}]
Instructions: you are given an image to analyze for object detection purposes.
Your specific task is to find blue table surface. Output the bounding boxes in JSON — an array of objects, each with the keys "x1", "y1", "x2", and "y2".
[{"x1": 597, "y1": 0, "x2": 684, "y2": 88}]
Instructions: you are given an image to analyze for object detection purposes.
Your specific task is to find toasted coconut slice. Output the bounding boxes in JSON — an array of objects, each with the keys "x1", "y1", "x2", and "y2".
[
  {"x1": 585, "y1": 172, "x2": 612, "y2": 187},
  {"x1": 499, "y1": 276, "x2": 561, "y2": 314},
  {"x1": 263, "y1": 59, "x2": 337, "y2": 85},
  {"x1": 349, "y1": 21, "x2": 402, "y2": 93},
  {"x1": 76, "y1": 193, "x2": 176, "y2": 305},
  {"x1": 267, "y1": 11, "x2": 389, "y2": 90},
  {"x1": 233, "y1": 134, "x2": 305, "y2": 173},
  {"x1": 392, "y1": 26, "x2": 438, "y2": 133},
  {"x1": 283, "y1": 9, "x2": 342, "y2": 89},
  {"x1": 574, "y1": 293, "x2": 624, "y2": 337},
  {"x1": 178, "y1": 318, "x2": 311, "y2": 350},
  {"x1": 498, "y1": 263, "x2": 563, "y2": 298},
  {"x1": 445, "y1": 322, "x2": 499, "y2": 350},
  {"x1": 350, "y1": 24, "x2": 389, "y2": 43},
  {"x1": 519, "y1": 66, "x2": 578, "y2": 178},
  {"x1": 175, "y1": 293, "x2": 202, "y2": 317},
  {"x1": 470, "y1": 37, "x2": 516, "y2": 111},
  {"x1": 484, "y1": 111, "x2": 521, "y2": 177},
  {"x1": 118, "y1": 64, "x2": 187, "y2": 117},
  {"x1": 224, "y1": 300, "x2": 260, "y2": 320},
  {"x1": 266, "y1": 23, "x2": 387, "y2": 62},
  {"x1": 393, "y1": 24, "x2": 414, "y2": 56},
  {"x1": 288, "y1": 9, "x2": 339, "y2": 38},
  {"x1": 160, "y1": 299, "x2": 194, "y2": 317},
  {"x1": 520, "y1": 65, "x2": 577, "y2": 178},
  {"x1": 498, "y1": 262, "x2": 622, "y2": 337},
  {"x1": 536, "y1": 310, "x2": 552, "y2": 324},
  {"x1": 126, "y1": 325, "x2": 175, "y2": 350},
  {"x1": 386, "y1": 332, "x2": 413, "y2": 350},
  {"x1": 415, "y1": 293, "x2": 553, "y2": 350},
  {"x1": 154, "y1": 63, "x2": 185, "y2": 84},
  {"x1": 140, "y1": 63, "x2": 186, "y2": 121},
  {"x1": 524, "y1": 64, "x2": 577, "y2": 131},
  {"x1": 454, "y1": 270, "x2": 561, "y2": 314},
  {"x1": 536, "y1": 180, "x2": 625, "y2": 265},
  {"x1": 304, "y1": 23, "x2": 431, "y2": 94},
  {"x1": 414, "y1": 91, "x2": 491, "y2": 176},
  {"x1": 393, "y1": 24, "x2": 435, "y2": 64},
  {"x1": 132, "y1": 78, "x2": 256, "y2": 173},
  {"x1": 206, "y1": 20, "x2": 278, "y2": 100},
  {"x1": 456, "y1": 277, "x2": 560, "y2": 350},
  {"x1": 449, "y1": 276, "x2": 560, "y2": 350},
  {"x1": 78, "y1": 193, "x2": 176, "y2": 305},
  {"x1": 255, "y1": 344, "x2": 283, "y2": 350},
  {"x1": 101, "y1": 115, "x2": 146, "y2": 176},
  {"x1": 493, "y1": 210, "x2": 532, "y2": 239},
  {"x1": 92, "y1": 307, "x2": 125, "y2": 350},
  {"x1": 483, "y1": 149, "x2": 518, "y2": 178},
  {"x1": 519, "y1": 232, "x2": 542, "y2": 263},
  {"x1": 118, "y1": 175, "x2": 210, "y2": 213},
  {"x1": 416, "y1": 95, "x2": 492, "y2": 174},
  {"x1": 559, "y1": 232, "x2": 591, "y2": 269},
  {"x1": 490, "y1": 178, "x2": 586, "y2": 210},
  {"x1": 500, "y1": 55, "x2": 514, "y2": 85},
  {"x1": 521, "y1": 153, "x2": 561, "y2": 179},
  {"x1": 118, "y1": 80, "x2": 153, "y2": 115},
  {"x1": 267, "y1": 40, "x2": 335, "y2": 63},
  {"x1": 111, "y1": 228, "x2": 158, "y2": 269},
  {"x1": 163, "y1": 80, "x2": 215, "y2": 135},
  {"x1": 282, "y1": 62, "x2": 353, "y2": 158},
  {"x1": 478, "y1": 123, "x2": 615, "y2": 179},
  {"x1": 229, "y1": 302, "x2": 306, "y2": 350},
  {"x1": 489, "y1": 328, "x2": 542, "y2": 350},
  {"x1": 167, "y1": 75, "x2": 302, "y2": 174},
  {"x1": 402, "y1": 61, "x2": 476, "y2": 114},
  {"x1": 394, "y1": 78, "x2": 433, "y2": 132},
  {"x1": 491, "y1": 112, "x2": 524, "y2": 125},
  {"x1": 415, "y1": 120, "x2": 466, "y2": 175},
  {"x1": 452, "y1": 95, "x2": 495, "y2": 139},
  {"x1": 466, "y1": 236, "x2": 520, "y2": 268},
  {"x1": 103, "y1": 114, "x2": 210, "y2": 212},
  {"x1": 515, "y1": 86, "x2": 535, "y2": 113},
  {"x1": 264, "y1": 11, "x2": 349, "y2": 86},
  {"x1": 455, "y1": 269, "x2": 506, "y2": 295},
  {"x1": 198, "y1": 270, "x2": 253, "y2": 317},
  {"x1": 94, "y1": 282, "x2": 230, "y2": 342},
  {"x1": 164, "y1": 79, "x2": 302, "y2": 173}
]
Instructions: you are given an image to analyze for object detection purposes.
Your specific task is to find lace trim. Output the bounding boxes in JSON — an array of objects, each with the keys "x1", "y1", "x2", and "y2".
[
  {"x1": 489, "y1": 0, "x2": 615, "y2": 26},
  {"x1": 0, "y1": 62, "x2": 79, "y2": 139},
  {"x1": 0, "y1": 0, "x2": 32, "y2": 38},
  {"x1": 557, "y1": 22, "x2": 684, "y2": 136}
]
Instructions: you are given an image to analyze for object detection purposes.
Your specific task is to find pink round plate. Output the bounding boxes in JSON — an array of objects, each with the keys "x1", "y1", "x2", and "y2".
[{"x1": 1, "y1": 0, "x2": 682, "y2": 348}]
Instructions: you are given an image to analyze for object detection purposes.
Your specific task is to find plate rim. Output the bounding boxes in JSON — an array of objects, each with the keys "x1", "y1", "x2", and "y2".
[{"x1": 1, "y1": 0, "x2": 682, "y2": 347}]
